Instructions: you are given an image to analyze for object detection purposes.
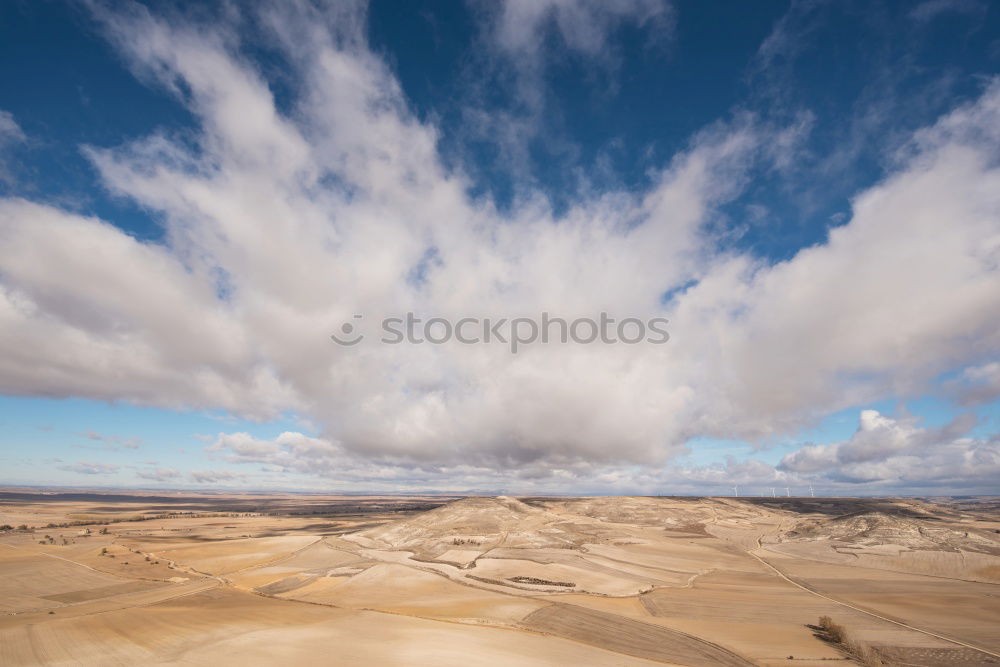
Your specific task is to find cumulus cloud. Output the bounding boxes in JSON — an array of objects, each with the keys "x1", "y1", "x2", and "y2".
[
  {"x1": 777, "y1": 411, "x2": 1000, "y2": 492},
  {"x1": 207, "y1": 431, "x2": 440, "y2": 484},
  {"x1": 59, "y1": 462, "x2": 120, "y2": 475},
  {"x1": 945, "y1": 361, "x2": 1000, "y2": 406},
  {"x1": 204, "y1": 409, "x2": 999, "y2": 495},
  {"x1": 208, "y1": 431, "x2": 337, "y2": 459},
  {"x1": 1, "y1": 3, "x2": 998, "y2": 491}
]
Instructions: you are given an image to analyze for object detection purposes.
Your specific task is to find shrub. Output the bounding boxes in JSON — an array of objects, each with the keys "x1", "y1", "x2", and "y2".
[
  {"x1": 817, "y1": 616, "x2": 884, "y2": 666},
  {"x1": 818, "y1": 616, "x2": 846, "y2": 643}
]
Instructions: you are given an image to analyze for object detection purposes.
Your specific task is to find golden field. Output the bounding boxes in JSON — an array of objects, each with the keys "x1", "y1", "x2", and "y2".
[{"x1": 2, "y1": 491, "x2": 999, "y2": 666}]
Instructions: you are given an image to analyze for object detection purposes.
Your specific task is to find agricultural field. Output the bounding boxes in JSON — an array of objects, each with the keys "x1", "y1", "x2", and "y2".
[{"x1": 2, "y1": 491, "x2": 999, "y2": 665}]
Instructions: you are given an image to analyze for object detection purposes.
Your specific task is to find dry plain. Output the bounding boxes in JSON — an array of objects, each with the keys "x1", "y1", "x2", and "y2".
[{"x1": 1, "y1": 490, "x2": 999, "y2": 666}]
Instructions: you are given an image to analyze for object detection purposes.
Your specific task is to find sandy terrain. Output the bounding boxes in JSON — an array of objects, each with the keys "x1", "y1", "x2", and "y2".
[
  {"x1": 2, "y1": 490, "x2": 999, "y2": 665},
  {"x1": 523, "y1": 603, "x2": 754, "y2": 665}
]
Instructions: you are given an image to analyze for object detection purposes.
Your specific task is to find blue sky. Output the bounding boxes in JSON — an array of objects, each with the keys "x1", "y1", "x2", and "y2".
[{"x1": 0, "y1": 0, "x2": 998, "y2": 495}]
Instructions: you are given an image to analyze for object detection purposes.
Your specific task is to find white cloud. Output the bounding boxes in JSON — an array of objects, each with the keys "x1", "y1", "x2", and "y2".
[
  {"x1": 459, "y1": 0, "x2": 673, "y2": 184},
  {"x1": 0, "y1": 111, "x2": 24, "y2": 145},
  {"x1": 207, "y1": 431, "x2": 338, "y2": 460},
  {"x1": 136, "y1": 467, "x2": 181, "y2": 481},
  {"x1": 78, "y1": 431, "x2": 142, "y2": 450},
  {"x1": 947, "y1": 362, "x2": 1000, "y2": 406},
  {"x1": 190, "y1": 469, "x2": 246, "y2": 484},
  {"x1": 202, "y1": 408, "x2": 999, "y2": 495},
  {"x1": 0, "y1": 110, "x2": 26, "y2": 184},
  {"x1": 909, "y1": 0, "x2": 987, "y2": 23},
  {"x1": 752, "y1": 0, "x2": 826, "y2": 77},
  {"x1": 491, "y1": 0, "x2": 672, "y2": 60},
  {"x1": 777, "y1": 410, "x2": 999, "y2": 490},
  {"x1": 1, "y1": 4, "x2": 998, "y2": 491},
  {"x1": 58, "y1": 462, "x2": 120, "y2": 475}
]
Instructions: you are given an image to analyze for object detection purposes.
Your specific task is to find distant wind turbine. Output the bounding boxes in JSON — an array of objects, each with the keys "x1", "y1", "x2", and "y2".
[
  {"x1": 785, "y1": 487, "x2": 790, "y2": 497},
  {"x1": 733, "y1": 485, "x2": 739, "y2": 497},
  {"x1": 809, "y1": 485, "x2": 815, "y2": 498}
]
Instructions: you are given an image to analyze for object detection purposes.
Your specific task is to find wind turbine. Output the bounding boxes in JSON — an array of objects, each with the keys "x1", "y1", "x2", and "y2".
[
  {"x1": 785, "y1": 487, "x2": 790, "y2": 497},
  {"x1": 809, "y1": 485, "x2": 815, "y2": 498},
  {"x1": 732, "y1": 485, "x2": 739, "y2": 498},
  {"x1": 770, "y1": 487, "x2": 776, "y2": 498}
]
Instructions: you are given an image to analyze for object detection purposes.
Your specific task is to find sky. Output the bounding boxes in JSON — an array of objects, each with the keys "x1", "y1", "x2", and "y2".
[{"x1": 0, "y1": 0, "x2": 998, "y2": 496}]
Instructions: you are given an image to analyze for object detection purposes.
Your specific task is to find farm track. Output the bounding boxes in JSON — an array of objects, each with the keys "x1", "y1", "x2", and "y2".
[{"x1": 749, "y1": 535, "x2": 1000, "y2": 661}]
